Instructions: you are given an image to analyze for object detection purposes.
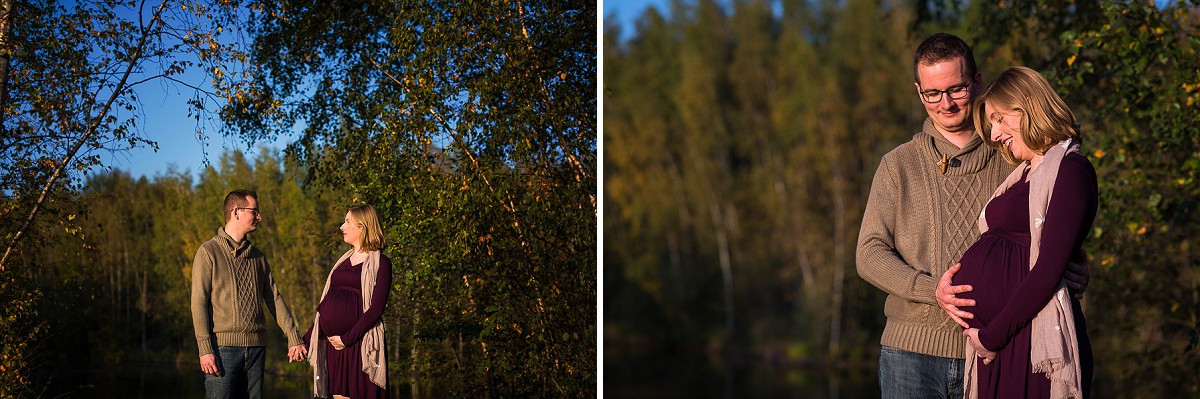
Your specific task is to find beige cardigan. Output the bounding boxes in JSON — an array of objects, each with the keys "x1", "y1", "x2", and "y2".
[{"x1": 308, "y1": 249, "x2": 388, "y2": 397}]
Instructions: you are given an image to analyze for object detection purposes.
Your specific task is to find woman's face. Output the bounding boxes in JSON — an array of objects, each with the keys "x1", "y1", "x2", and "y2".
[
  {"x1": 986, "y1": 103, "x2": 1036, "y2": 161},
  {"x1": 340, "y1": 211, "x2": 363, "y2": 247}
]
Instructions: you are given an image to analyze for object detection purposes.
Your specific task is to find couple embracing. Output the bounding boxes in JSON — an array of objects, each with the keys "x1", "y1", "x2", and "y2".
[{"x1": 857, "y1": 34, "x2": 1096, "y2": 399}]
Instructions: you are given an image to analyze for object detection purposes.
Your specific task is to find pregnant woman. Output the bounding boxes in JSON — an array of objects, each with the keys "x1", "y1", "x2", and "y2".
[
  {"x1": 306, "y1": 204, "x2": 392, "y2": 399},
  {"x1": 949, "y1": 66, "x2": 1096, "y2": 399}
]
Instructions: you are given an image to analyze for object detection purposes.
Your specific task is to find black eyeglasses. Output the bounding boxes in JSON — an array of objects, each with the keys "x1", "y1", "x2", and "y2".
[
  {"x1": 236, "y1": 207, "x2": 260, "y2": 216},
  {"x1": 918, "y1": 80, "x2": 972, "y2": 103}
]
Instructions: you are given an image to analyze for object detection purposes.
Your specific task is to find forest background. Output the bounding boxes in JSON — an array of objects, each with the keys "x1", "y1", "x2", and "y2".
[
  {"x1": 0, "y1": 0, "x2": 594, "y2": 398},
  {"x1": 605, "y1": 0, "x2": 1199, "y2": 397}
]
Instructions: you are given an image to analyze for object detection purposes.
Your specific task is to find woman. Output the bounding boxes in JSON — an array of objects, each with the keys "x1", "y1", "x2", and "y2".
[
  {"x1": 305, "y1": 204, "x2": 391, "y2": 399},
  {"x1": 950, "y1": 66, "x2": 1095, "y2": 398}
]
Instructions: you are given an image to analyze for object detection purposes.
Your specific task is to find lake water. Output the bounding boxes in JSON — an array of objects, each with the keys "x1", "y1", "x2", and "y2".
[
  {"x1": 40, "y1": 361, "x2": 310, "y2": 399},
  {"x1": 605, "y1": 352, "x2": 880, "y2": 398},
  {"x1": 37, "y1": 354, "x2": 876, "y2": 398}
]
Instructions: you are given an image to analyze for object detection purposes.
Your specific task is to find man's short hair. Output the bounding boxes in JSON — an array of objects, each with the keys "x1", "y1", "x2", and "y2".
[
  {"x1": 913, "y1": 33, "x2": 978, "y2": 85},
  {"x1": 223, "y1": 189, "x2": 258, "y2": 223}
]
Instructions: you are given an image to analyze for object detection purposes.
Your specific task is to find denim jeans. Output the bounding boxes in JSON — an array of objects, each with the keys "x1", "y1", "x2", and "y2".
[
  {"x1": 204, "y1": 346, "x2": 265, "y2": 399},
  {"x1": 878, "y1": 346, "x2": 964, "y2": 399}
]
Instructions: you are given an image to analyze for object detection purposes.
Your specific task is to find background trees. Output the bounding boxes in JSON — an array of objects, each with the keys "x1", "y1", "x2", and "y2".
[{"x1": 605, "y1": 0, "x2": 1200, "y2": 396}]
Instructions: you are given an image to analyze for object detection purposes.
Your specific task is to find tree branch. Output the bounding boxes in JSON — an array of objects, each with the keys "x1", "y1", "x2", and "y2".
[{"x1": 0, "y1": 2, "x2": 166, "y2": 270}]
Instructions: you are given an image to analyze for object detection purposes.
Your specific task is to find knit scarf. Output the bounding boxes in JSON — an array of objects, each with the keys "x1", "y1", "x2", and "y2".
[
  {"x1": 964, "y1": 138, "x2": 1083, "y2": 399},
  {"x1": 308, "y1": 249, "x2": 388, "y2": 397}
]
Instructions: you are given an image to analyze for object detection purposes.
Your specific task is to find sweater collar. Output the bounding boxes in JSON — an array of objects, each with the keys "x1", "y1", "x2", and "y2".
[
  {"x1": 216, "y1": 227, "x2": 253, "y2": 256},
  {"x1": 920, "y1": 119, "x2": 996, "y2": 175}
]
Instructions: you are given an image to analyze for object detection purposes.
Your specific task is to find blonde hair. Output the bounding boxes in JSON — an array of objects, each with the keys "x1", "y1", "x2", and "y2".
[
  {"x1": 347, "y1": 204, "x2": 387, "y2": 251},
  {"x1": 974, "y1": 66, "x2": 1080, "y2": 165}
]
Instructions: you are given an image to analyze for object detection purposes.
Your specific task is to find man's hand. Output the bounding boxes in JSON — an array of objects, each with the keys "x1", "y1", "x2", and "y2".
[
  {"x1": 200, "y1": 354, "x2": 221, "y2": 376},
  {"x1": 329, "y1": 336, "x2": 346, "y2": 351},
  {"x1": 288, "y1": 344, "x2": 308, "y2": 362},
  {"x1": 936, "y1": 263, "x2": 976, "y2": 328},
  {"x1": 1064, "y1": 249, "x2": 1090, "y2": 300},
  {"x1": 964, "y1": 328, "x2": 997, "y2": 365}
]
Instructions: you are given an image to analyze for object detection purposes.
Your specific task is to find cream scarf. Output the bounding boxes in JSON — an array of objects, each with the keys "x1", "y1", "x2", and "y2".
[
  {"x1": 965, "y1": 138, "x2": 1083, "y2": 399},
  {"x1": 308, "y1": 249, "x2": 388, "y2": 397}
]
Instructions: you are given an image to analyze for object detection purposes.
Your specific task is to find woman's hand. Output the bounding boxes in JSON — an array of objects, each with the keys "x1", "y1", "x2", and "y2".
[
  {"x1": 329, "y1": 336, "x2": 346, "y2": 350},
  {"x1": 964, "y1": 328, "x2": 996, "y2": 365}
]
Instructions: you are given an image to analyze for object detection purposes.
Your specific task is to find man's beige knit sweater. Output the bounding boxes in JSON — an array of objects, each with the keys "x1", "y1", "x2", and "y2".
[
  {"x1": 856, "y1": 120, "x2": 1013, "y2": 359},
  {"x1": 191, "y1": 227, "x2": 303, "y2": 356}
]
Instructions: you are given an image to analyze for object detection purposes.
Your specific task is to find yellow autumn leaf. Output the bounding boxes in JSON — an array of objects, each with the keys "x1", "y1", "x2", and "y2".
[{"x1": 1067, "y1": 54, "x2": 1077, "y2": 67}]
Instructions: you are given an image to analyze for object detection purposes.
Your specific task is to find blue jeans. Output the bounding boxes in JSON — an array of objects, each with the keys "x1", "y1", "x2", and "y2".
[
  {"x1": 879, "y1": 346, "x2": 964, "y2": 399},
  {"x1": 204, "y1": 346, "x2": 265, "y2": 399}
]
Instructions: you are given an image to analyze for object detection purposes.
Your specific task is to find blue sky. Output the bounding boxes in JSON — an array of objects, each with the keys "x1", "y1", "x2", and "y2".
[
  {"x1": 111, "y1": 1, "x2": 662, "y2": 180},
  {"x1": 603, "y1": 0, "x2": 669, "y2": 40},
  {"x1": 101, "y1": 78, "x2": 289, "y2": 180}
]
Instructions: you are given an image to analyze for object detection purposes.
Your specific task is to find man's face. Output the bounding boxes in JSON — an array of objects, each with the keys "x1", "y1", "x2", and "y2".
[
  {"x1": 915, "y1": 59, "x2": 978, "y2": 137},
  {"x1": 230, "y1": 197, "x2": 261, "y2": 233}
]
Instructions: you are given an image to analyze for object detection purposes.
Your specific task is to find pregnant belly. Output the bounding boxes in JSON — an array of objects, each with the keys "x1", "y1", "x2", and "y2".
[
  {"x1": 952, "y1": 236, "x2": 1028, "y2": 329},
  {"x1": 317, "y1": 289, "x2": 362, "y2": 335}
]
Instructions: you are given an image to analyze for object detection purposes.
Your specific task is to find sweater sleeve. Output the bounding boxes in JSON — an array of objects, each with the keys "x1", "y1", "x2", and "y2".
[
  {"x1": 343, "y1": 255, "x2": 393, "y2": 346},
  {"x1": 262, "y1": 260, "x2": 305, "y2": 348},
  {"x1": 857, "y1": 155, "x2": 938, "y2": 304},
  {"x1": 979, "y1": 155, "x2": 1097, "y2": 351},
  {"x1": 190, "y1": 245, "x2": 216, "y2": 357}
]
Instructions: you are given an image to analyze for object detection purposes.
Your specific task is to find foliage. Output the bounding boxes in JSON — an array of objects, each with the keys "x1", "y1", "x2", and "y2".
[
  {"x1": 0, "y1": 271, "x2": 43, "y2": 398},
  {"x1": 1055, "y1": 1, "x2": 1200, "y2": 395},
  {"x1": 212, "y1": 0, "x2": 597, "y2": 396}
]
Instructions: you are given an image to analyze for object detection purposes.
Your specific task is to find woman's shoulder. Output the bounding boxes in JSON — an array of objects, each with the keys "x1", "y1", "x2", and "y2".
[
  {"x1": 376, "y1": 252, "x2": 393, "y2": 267},
  {"x1": 1060, "y1": 151, "x2": 1096, "y2": 176}
]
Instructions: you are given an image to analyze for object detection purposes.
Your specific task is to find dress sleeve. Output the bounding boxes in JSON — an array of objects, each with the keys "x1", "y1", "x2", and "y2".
[
  {"x1": 342, "y1": 255, "x2": 393, "y2": 345},
  {"x1": 304, "y1": 321, "x2": 315, "y2": 343},
  {"x1": 978, "y1": 154, "x2": 1097, "y2": 351}
]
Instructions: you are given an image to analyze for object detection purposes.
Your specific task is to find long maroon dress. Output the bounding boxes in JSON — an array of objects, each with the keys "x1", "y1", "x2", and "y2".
[
  {"x1": 952, "y1": 154, "x2": 1095, "y2": 398},
  {"x1": 306, "y1": 255, "x2": 392, "y2": 399}
]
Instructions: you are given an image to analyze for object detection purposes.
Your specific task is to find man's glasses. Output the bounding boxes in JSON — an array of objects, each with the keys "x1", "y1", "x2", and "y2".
[
  {"x1": 918, "y1": 80, "x2": 971, "y2": 103},
  {"x1": 236, "y1": 207, "x2": 260, "y2": 217}
]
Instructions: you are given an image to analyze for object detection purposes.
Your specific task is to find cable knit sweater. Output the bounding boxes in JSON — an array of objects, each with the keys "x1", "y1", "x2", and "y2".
[
  {"x1": 856, "y1": 119, "x2": 1013, "y2": 358},
  {"x1": 190, "y1": 227, "x2": 304, "y2": 356}
]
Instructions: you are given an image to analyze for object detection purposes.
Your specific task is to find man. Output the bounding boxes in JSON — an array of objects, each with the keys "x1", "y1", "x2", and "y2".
[
  {"x1": 191, "y1": 189, "x2": 307, "y2": 398},
  {"x1": 856, "y1": 33, "x2": 1088, "y2": 398}
]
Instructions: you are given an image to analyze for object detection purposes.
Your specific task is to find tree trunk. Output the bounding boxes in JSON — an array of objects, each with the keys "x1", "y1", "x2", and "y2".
[
  {"x1": 410, "y1": 303, "x2": 421, "y2": 399},
  {"x1": 829, "y1": 166, "x2": 846, "y2": 357}
]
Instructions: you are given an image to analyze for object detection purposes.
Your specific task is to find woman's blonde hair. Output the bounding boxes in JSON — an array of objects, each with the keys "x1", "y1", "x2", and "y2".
[
  {"x1": 347, "y1": 204, "x2": 387, "y2": 251},
  {"x1": 973, "y1": 66, "x2": 1080, "y2": 165}
]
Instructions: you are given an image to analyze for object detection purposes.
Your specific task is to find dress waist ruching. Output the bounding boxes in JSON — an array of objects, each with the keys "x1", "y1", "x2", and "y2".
[{"x1": 979, "y1": 229, "x2": 1030, "y2": 248}]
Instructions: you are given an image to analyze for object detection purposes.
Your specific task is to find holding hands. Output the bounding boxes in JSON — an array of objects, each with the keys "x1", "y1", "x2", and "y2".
[{"x1": 288, "y1": 344, "x2": 308, "y2": 362}]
